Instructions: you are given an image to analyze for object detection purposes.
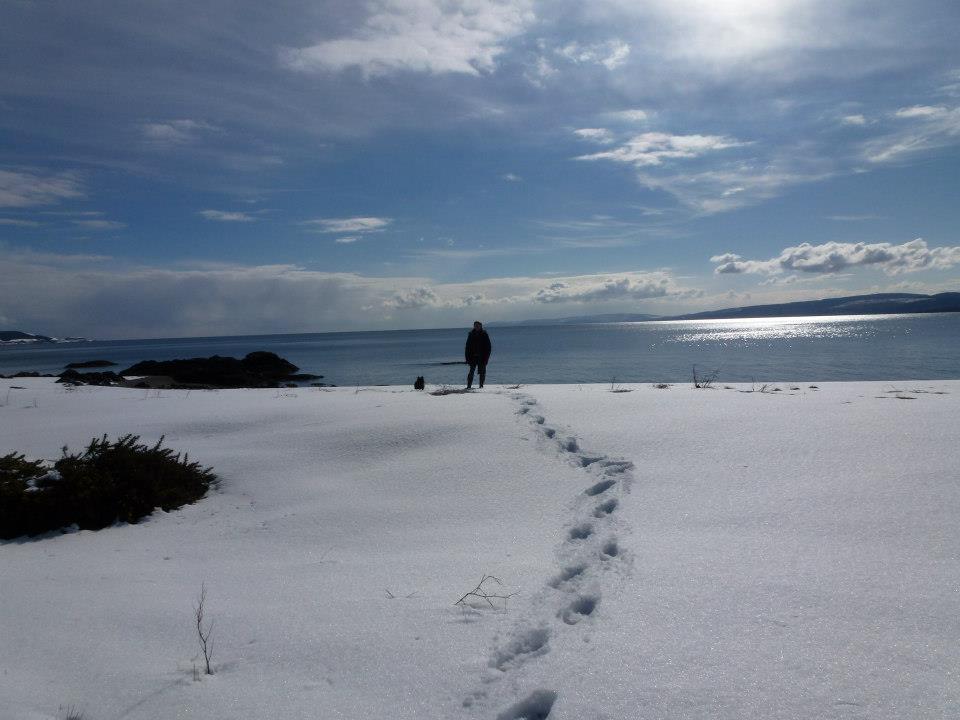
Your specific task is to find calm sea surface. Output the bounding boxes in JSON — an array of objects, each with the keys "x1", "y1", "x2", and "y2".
[{"x1": 2, "y1": 314, "x2": 958, "y2": 386}]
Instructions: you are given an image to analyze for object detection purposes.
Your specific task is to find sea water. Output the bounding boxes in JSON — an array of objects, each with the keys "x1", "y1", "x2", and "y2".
[{"x1": 1, "y1": 314, "x2": 958, "y2": 386}]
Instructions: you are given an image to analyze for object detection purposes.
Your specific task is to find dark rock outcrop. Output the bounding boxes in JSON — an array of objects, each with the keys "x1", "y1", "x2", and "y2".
[
  {"x1": 65, "y1": 360, "x2": 117, "y2": 369},
  {"x1": 120, "y1": 352, "x2": 318, "y2": 388}
]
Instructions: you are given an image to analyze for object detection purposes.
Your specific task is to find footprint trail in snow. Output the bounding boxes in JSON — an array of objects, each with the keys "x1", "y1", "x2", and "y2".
[{"x1": 467, "y1": 392, "x2": 636, "y2": 718}]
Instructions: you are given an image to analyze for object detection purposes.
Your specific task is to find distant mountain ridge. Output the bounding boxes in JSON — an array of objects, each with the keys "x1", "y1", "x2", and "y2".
[
  {"x1": 505, "y1": 292, "x2": 960, "y2": 326},
  {"x1": 491, "y1": 312, "x2": 661, "y2": 326},
  {"x1": 664, "y1": 292, "x2": 960, "y2": 321},
  {"x1": 0, "y1": 330, "x2": 86, "y2": 344}
]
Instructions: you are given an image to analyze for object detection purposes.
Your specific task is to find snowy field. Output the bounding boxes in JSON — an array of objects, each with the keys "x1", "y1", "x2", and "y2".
[{"x1": 2, "y1": 378, "x2": 959, "y2": 719}]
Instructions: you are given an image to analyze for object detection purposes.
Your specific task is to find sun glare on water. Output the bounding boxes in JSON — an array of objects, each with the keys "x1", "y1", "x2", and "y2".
[{"x1": 652, "y1": 314, "x2": 899, "y2": 343}]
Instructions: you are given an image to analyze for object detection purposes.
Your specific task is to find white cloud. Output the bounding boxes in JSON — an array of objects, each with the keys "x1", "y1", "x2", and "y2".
[
  {"x1": 605, "y1": 109, "x2": 649, "y2": 123},
  {"x1": 824, "y1": 214, "x2": 882, "y2": 222},
  {"x1": 532, "y1": 275, "x2": 680, "y2": 303},
  {"x1": 894, "y1": 105, "x2": 948, "y2": 119},
  {"x1": 575, "y1": 132, "x2": 745, "y2": 166},
  {"x1": 524, "y1": 54, "x2": 558, "y2": 86},
  {"x1": 412, "y1": 246, "x2": 535, "y2": 260},
  {"x1": 280, "y1": 0, "x2": 535, "y2": 77},
  {"x1": 573, "y1": 128, "x2": 615, "y2": 144},
  {"x1": 840, "y1": 114, "x2": 868, "y2": 126},
  {"x1": 557, "y1": 39, "x2": 631, "y2": 70},
  {"x1": 199, "y1": 210, "x2": 257, "y2": 222},
  {"x1": 301, "y1": 217, "x2": 393, "y2": 234},
  {"x1": 863, "y1": 104, "x2": 960, "y2": 164},
  {"x1": 39, "y1": 211, "x2": 103, "y2": 217},
  {"x1": 335, "y1": 236, "x2": 360, "y2": 244},
  {"x1": 72, "y1": 219, "x2": 126, "y2": 230},
  {"x1": 574, "y1": 131, "x2": 810, "y2": 214},
  {"x1": 712, "y1": 239, "x2": 960, "y2": 276},
  {"x1": 0, "y1": 218, "x2": 41, "y2": 227},
  {"x1": 635, "y1": 152, "x2": 833, "y2": 214},
  {"x1": 383, "y1": 286, "x2": 441, "y2": 310},
  {"x1": 502, "y1": 172, "x2": 522, "y2": 182},
  {"x1": 141, "y1": 120, "x2": 217, "y2": 145},
  {"x1": 0, "y1": 168, "x2": 85, "y2": 208}
]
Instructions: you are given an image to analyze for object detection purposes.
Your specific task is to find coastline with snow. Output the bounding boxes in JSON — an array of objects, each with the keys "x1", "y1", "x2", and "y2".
[{"x1": 2, "y1": 378, "x2": 959, "y2": 719}]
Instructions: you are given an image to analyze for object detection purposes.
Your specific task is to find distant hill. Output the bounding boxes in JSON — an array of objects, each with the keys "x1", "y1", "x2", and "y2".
[
  {"x1": 500, "y1": 292, "x2": 960, "y2": 327},
  {"x1": 492, "y1": 312, "x2": 661, "y2": 326},
  {"x1": 0, "y1": 330, "x2": 54, "y2": 343},
  {"x1": 664, "y1": 292, "x2": 960, "y2": 321},
  {"x1": 0, "y1": 330, "x2": 87, "y2": 344}
]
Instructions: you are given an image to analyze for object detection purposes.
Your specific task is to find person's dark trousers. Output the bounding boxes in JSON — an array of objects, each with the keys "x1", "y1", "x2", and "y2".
[{"x1": 467, "y1": 361, "x2": 486, "y2": 389}]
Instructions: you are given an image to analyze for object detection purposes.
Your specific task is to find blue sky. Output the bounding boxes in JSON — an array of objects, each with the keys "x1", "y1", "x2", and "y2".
[{"x1": 1, "y1": 0, "x2": 959, "y2": 338}]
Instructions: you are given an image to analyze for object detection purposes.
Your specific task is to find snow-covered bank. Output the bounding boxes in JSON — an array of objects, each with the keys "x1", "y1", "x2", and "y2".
[{"x1": 2, "y1": 380, "x2": 959, "y2": 719}]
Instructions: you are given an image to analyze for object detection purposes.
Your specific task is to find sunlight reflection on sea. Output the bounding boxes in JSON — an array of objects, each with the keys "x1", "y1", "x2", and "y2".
[{"x1": 653, "y1": 314, "x2": 895, "y2": 343}]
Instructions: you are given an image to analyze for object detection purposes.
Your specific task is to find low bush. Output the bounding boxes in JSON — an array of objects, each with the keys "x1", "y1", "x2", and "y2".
[{"x1": 1, "y1": 435, "x2": 214, "y2": 540}]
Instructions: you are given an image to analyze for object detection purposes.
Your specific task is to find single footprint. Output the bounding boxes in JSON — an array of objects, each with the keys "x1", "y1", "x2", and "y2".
[
  {"x1": 600, "y1": 459, "x2": 633, "y2": 474},
  {"x1": 542, "y1": 427, "x2": 556, "y2": 439},
  {"x1": 593, "y1": 498, "x2": 618, "y2": 517},
  {"x1": 568, "y1": 523, "x2": 593, "y2": 540},
  {"x1": 561, "y1": 437, "x2": 580, "y2": 453},
  {"x1": 601, "y1": 539, "x2": 619, "y2": 558},
  {"x1": 496, "y1": 690, "x2": 557, "y2": 720},
  {"x1": 549, "y1": 563, "x2": 587, "y2": 589},
  {"x1": 585, "y1": 479, "x2": 616, "y2": 496},
  {"x1": 560, "y1": 595, "x2": 599, "y2": 625},
  {"x1": 491, "y1": 627, "x2": 551, "y2": 671}
]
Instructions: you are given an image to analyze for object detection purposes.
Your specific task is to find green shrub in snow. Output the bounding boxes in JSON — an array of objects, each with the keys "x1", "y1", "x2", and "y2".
[{"x1": 0, "y1": 435, "x2": 214, "y2": 540}]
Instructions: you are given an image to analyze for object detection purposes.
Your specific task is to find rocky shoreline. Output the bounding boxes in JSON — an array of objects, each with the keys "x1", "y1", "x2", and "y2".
[{"x1": 1, "y1": 351, "x2": 332, "y2": 388}]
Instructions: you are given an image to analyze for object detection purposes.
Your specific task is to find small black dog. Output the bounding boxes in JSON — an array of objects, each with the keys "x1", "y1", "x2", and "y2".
[{"x1": 414, "y1": 376, "x2": 425, "y2": 390}]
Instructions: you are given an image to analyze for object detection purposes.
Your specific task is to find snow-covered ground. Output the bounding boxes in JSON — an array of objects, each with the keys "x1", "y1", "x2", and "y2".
[{"x1": 2, "y1": 379, "x2": 959, "y2": 719}]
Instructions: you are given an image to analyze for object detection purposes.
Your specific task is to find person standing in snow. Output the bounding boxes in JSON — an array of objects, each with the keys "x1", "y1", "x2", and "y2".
[{"x1": 465, "y1": 321, "x2": 492, "y2": 389}]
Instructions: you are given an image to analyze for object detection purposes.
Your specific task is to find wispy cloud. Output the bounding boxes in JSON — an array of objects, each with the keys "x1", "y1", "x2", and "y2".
[
  {"x1": 0, "y1": 218, "x2": 41, "y2": 227},
  {"x1": 411, "y1": 246, "x2": 538, "y2": 260},
  {"x1": 712, "y1": 239, "x2": 960, "y2": 276},
  {"x1": 557, "y1": 39, "x2": 630, "y2": 70},
  {"x1": 302, "y1": 216, "x2": 393, "y2": 234},
  {"x1": 72, "y1": 219, "x2": 125, "y2": 230},
  {"x1": 141, "y1": 119, "x2": 218, "y2": 145},
  {"x1": 893, "y1": 105, "x2": 948, "y2": 119},
  {"x1": 570, "y1": 128, "x2": 825, "y2": 214},
  {"x1": 636, "y1": 152, "x2": 833, "y2": 214},
  {"x1": 840, "y1": 114, "x2": 869, "y2": 126},
  {"x1": 824, "y1": 214, "x2": 882, "y2": 222},
  {"x1": 573, "y1": 128, "x2": 616, "y2": 144},
  {"x1": 39, "y1": 210, "x2": 103, "y2": 217},
  {"x1": 603, "y1": 109, "x2": 650, "y2": 123},
  {"x1": 0, "y1": 168, "x2": 85, "y2": 208},
  {"x1": 575, "y1": 132, "x2": 746, "y2": 167},
  {"x1": 280, "y1": 0, "x2": 535, "y2": 77},
  {"x1": 863, "y1": 104, "x2": 960, "y2": 164},
  {"x1": 199, "y1": 210, "x2": 257, "y2": 222},
  {"x1": 502, "y1": 172, "x2": 522, "y2": 182}
]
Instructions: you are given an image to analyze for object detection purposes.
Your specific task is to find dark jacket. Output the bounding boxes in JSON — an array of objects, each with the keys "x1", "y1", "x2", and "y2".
[{"x1": 465, "y1": 329, "x2": 492, "y2": 364}]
